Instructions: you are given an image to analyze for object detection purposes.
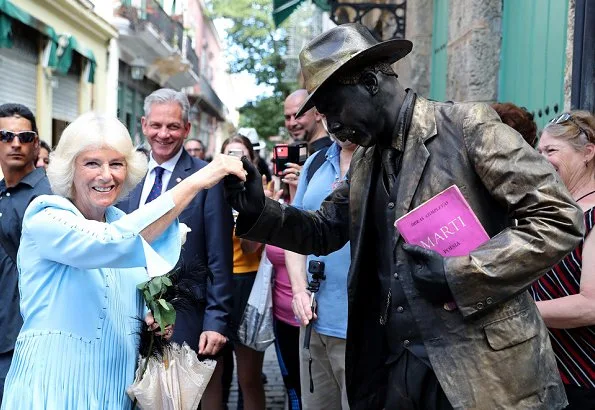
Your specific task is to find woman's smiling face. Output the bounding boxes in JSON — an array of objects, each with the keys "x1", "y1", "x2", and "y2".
[
  {"x1": 72, "y1": 147, "x2": 127, "y2": 221},
  {"x1": 538, "y1": 130, "x2": 587, "y2": 188}
]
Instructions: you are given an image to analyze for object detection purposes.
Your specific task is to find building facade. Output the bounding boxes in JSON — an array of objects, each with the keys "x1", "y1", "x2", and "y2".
[
  {"x1": 0, "y1": 0, "x2": 117, "y2": 145},
  {"x1": 185, "y1": 0, "x2": 230, "y2": 157},
  {"x1": 110, "y1": 0, "x2": 231, "y2": 152},
  {"x1": 282, "y1": 0, "x2": 592, "y2": 131},
  {"x1": 395, "y1": 0, "x2": 591, "y2": 129}
]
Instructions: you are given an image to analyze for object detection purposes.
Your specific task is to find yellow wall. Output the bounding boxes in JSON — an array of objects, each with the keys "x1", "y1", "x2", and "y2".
[{"x1": 15, "y1": 0, "x2": 117, "y2": 142}]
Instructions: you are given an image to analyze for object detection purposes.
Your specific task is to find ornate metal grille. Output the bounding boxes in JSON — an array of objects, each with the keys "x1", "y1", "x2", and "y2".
[{"x1": 328, "y1": 0, "x2": 407, "y2": 41}]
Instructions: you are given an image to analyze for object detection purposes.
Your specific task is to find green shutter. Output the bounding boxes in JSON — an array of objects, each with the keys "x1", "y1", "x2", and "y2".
[
  {"x1": 273, "y1": 0, "x2": 329, "y2": 27},
  {"x1": 135, "y1": 91, "x2": 145, "y2": 141},
  {"x1": 498, "y1": 0, "x2": 568, "y2": 130},
  {"x1": 117, "y1": 82, "x2": 125, "y2": 122},
  {"x1": 0, "y1": 0, "x2": 96, "y2": 82},
  {"x1": 0, "y1": 0, "x2": 58, "y2": 47},
  {"x1": 430, "y1": 0, "x2": 448, "y2": 101}
]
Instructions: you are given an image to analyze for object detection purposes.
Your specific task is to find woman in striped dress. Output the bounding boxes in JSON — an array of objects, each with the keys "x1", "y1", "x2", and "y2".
[{"x1": 533, "y1": 111, "x2": 595, "y2": 409}]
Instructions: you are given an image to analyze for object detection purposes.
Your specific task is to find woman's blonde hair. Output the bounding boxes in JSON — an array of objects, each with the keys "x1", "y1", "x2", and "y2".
[
  {"x1": 543, "y1": 110, "x2": 595, "y2": 152},
  {"x1": 47, "y1": 112, "x2": 148, "y2": 200}
]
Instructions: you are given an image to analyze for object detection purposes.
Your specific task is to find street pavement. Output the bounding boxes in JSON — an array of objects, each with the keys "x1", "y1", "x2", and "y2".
[{"x1": 227, "y1": 345, "x2": 287, "y2": 410}]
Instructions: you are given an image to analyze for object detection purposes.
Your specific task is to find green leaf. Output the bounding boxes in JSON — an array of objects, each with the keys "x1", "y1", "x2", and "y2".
[
  {"x1": 140, "y1": 270, "x2": 177, "y2": 331},
  {"x1": 209, "y1": 0, "x2": 292, "y2": 99},
  {"x1": 238, "y1": 95, "x2": 285, "y2": 145},
  {"x1": 137, "y1": 281, "x2": 148, "y2": 290},
  {"x1": 158, "y1": 298, "x2": 170, "y2": 310},
  {"x1": 160, "y1": 305, "x2": 176, "y2": 328},
  {"x1": 152, "y1": 307, "x2": 163, "y2": 330},
  {"x1": 148, "y1": 278, "x2": 161, "y2": 297}
]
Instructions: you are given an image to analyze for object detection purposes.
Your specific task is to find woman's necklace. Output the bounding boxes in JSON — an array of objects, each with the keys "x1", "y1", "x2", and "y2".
[{"x1": 575, "y1": 189, "x2": 595, "y2": 202}]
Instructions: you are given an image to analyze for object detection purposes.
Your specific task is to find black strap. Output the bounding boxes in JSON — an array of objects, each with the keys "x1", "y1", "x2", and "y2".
[
  {"x1": 309, "y1": 355, "x2": 314, "y2": 393},
  {"x1": 306, "y1": 146, "x2": 330, "y2": 184},
  {"x1": 575, "y1": 190, "x2": 595, "y2": 202}
]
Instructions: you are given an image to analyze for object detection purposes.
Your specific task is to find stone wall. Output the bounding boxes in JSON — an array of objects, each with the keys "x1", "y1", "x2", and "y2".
[
  {"x1": 396, "y1": 0, "x2": 503, "y2": 102},
  {"x1": 564, "y1": 0, "x2": 575, "y2": 111},
  {"x1": 361, "y1": 0, "x2": 576, "y2": 107},
  {"x1": 446, "y1": 0, "x2": 502, "y2": 102},
  {"x1": 397, "y1": 0, "x2": 433, "y2": 98}
]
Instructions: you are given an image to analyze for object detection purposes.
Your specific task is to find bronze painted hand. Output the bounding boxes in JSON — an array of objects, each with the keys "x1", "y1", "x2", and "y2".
[
  {"x1": 403, "y1": 244, "x2": 452, "y2": 303},
  {"x1": 224, "y1": 156, "x2": 265, "y2": 217}
]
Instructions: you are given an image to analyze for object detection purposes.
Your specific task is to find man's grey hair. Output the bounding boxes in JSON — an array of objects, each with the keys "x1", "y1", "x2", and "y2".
[{"x1": 143, "y1": 88, "x2": 190, "y2": 123}]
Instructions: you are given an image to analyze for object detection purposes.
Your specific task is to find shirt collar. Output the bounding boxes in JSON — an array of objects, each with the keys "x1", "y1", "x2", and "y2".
[
  {"x1": 389, "y1": 89, "x2": 417, "y2": 151},
  {"x1": 390, "y1": 124, "x2": 406, "y2": 151},
  {"x1": 0, "y1": 167, "x2": 46, "y2": 191},
  {"x1": 309, "y1": 136, "x2": 333, "y2": 155},
  {"x1": 326, "y1": 141, "x2": 341, "y2": 159},
  {"x1": 148, "y1": 147, "x2": 183, "y2": 174}
]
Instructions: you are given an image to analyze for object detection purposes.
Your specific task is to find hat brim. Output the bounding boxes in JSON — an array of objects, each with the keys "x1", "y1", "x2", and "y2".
[
  {"x1": 253, "y1": 141, "x2": 265, "y2": 150},
  {"x1": 296, "y1": 39, "x2": 412, "y2": 117}
]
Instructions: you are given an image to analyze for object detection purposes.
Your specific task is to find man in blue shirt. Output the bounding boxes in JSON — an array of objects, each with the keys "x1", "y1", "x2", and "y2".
[
  {"x1": 287, "y1": 137, "x2": 357, "y2": 410},
  {"x1": 0, "y1": 103, "x2": 51, "y2": 402}
]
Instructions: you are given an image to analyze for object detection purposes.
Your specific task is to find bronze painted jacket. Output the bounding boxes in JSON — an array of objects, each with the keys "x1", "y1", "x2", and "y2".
[{"x1": 236, "y1": 96, "x2": 584, "y2": 409}]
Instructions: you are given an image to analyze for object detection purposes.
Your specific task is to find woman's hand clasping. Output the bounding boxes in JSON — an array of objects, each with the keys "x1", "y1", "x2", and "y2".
[
  {"x1": 197, "y1": 154, "x2": 247, "y2": 190},
  {"x1": 262, "y1": 175, "x2": 283, "y2": 201},
  {"x1": 145, "y1": 312, "x2": 174, "y2": 341}
]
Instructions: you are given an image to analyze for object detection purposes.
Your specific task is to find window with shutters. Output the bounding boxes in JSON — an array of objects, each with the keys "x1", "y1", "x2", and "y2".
[{"x1": 0, "y1": 21, "x2": 39, "y2": 114}]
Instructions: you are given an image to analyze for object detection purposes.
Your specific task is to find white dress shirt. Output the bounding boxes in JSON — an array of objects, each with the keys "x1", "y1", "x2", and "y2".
[{"x1": 139, "y1": 148, "x2": 184, "y2": 205}]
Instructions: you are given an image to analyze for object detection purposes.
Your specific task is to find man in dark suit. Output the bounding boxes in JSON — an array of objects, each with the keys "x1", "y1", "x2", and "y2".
[{"x1": 118, "y1": 88, "x2": 233, "y2": 359}]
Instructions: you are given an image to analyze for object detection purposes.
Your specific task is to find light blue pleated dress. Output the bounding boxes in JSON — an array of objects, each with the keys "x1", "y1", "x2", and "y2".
[{"x1": 1, "y1": 193, "x2": 181, "y2": 410}]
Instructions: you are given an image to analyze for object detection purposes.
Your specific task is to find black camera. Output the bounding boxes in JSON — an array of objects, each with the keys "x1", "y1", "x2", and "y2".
[
  {"x1": 273, "y1": 141, "x2": 308, "y2": 176},
  {"x1": 308, "y1": 260, "x2": 326, "y2": 280},
  {"x1": 304, "y1": 260, "x2": 326, "y2": 352}
]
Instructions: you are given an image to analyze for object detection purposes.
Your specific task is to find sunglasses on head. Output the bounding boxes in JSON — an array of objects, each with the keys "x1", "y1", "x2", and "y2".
[
  {"x1": 0, "y1": 130, "x2": 37, "y2": 143},
  {"x1": 550, "y1": 113, "x2": 588, "y2": 137}
]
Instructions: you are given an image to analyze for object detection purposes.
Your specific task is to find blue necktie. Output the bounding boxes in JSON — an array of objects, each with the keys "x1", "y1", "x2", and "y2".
[{"x1": 145, "y1": 166, "x2": 165, "y2": 204}]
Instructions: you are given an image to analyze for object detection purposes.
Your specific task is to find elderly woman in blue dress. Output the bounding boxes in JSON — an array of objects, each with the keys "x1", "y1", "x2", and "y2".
[{"x1": 0, "y1": 113, "x2": 245, "y2": 409}]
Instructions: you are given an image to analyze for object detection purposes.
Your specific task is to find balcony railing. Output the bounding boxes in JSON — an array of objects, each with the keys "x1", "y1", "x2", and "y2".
[
  {"x1": 185, "y1": 37, "x2": 200, "y2": 75},
  {"x1": 198, "y1": 76, "x2": 225, "y2": 120},
  {"x1": 116, "y1": 0, "x2": 183, "y2": 51}
]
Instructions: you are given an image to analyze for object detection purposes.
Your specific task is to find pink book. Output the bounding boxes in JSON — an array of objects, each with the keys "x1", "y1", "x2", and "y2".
[{"x1": 395, "y1": 185, "x2": 489, "y2": 257}]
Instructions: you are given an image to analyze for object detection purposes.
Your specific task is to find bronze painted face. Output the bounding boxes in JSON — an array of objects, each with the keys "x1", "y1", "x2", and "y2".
[{"x1": 313, "y1": 72, "x2": 394, "y2": 148}]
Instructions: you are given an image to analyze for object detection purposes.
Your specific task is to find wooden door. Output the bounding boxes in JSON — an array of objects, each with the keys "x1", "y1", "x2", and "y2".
[{"x1": 498, "y1": 0, "x2": 569, "y2": 129}]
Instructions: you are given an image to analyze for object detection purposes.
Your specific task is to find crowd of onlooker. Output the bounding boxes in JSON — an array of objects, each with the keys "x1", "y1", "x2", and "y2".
[{"x1": 0, "y1": 80, "x2": 593, "y2": 410}]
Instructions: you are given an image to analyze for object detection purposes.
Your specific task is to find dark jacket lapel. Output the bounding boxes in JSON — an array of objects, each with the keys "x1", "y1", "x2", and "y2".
[
  {"x1": 347, "y1": 146, "x2": 375, "y2": 291},
  {"x1": 394, "y1": 96, "x2": 437, "y2": 243},
  {"x1": 128, "y1": 175, "x2": 144, "y2": 209},
  {"x1": 167, "y1": 150, "x2": 195, "y2": 190}
]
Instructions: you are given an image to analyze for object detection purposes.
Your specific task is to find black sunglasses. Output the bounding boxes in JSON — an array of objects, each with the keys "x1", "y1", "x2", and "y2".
[
  {"x1": 550, "y1": 113, "x2": 588, "y2": 138},
  {"x1": 0, "y1": 130, "x2": 37, "y2": 143}
]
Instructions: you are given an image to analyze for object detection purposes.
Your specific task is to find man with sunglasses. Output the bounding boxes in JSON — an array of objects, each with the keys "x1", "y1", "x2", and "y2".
[{"x1": 0, "y1": 103, "x2": 51, "y2": 403}]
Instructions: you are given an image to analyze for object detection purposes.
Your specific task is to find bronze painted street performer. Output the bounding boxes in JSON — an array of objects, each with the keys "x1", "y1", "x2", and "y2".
[{"x1": 224, "y1": 23, "x2": 584, "y2": 409}]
